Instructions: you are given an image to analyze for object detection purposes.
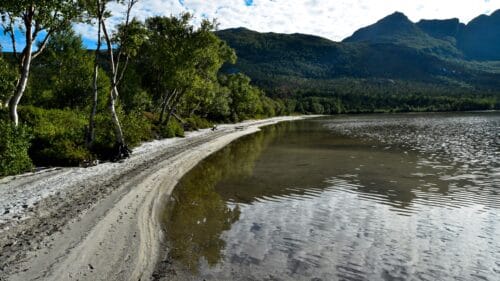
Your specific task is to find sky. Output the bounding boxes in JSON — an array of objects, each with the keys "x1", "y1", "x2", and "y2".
[{"x1": 2, "y1": 0, "x2": 500, "y2": 50}]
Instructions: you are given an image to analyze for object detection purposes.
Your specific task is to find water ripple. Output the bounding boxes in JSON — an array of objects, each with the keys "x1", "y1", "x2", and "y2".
[{"x1": 161, "y1": 113, "x2": 500, "y2": 281}]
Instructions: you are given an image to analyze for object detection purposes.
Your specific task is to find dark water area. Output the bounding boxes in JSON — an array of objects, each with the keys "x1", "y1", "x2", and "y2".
[{"x1": 160, "y1": 112, "x2": 500, "y2": 281}]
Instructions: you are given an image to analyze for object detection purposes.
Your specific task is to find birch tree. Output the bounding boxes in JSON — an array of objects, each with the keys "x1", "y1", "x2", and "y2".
[
  {"x1": 84, "y1": 0, "x2": 105, "y2": 149},
  {"x1": 86, "y1": 0, "x2": 144, "y2": 158},
  {"x1": 0, "y1": 0, "x2": 83, "y2": 126}
]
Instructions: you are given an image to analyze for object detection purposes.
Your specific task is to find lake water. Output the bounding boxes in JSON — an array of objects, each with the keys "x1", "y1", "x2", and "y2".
[{"x1": 160, "y1": 112, "x2": 500, "y2": 281}]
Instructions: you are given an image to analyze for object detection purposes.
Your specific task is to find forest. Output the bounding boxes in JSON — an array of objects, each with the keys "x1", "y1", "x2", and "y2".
[
  {"x1": 1, "y1": 1, "x2": 498, "y2": 178},
  {"x1": 217, "y1": 27, "x2": 500, "y2": 114}
]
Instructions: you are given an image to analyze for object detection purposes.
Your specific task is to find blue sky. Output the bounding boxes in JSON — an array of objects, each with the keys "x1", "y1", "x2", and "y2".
[{"x1": 2, "y1": 0, "x2": 499, "y2": 51}]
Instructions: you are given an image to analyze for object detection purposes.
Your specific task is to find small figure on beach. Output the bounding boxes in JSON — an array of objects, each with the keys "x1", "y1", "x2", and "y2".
[{"x1": 212, "y1": 124, "x2": 218, "y2": 131}]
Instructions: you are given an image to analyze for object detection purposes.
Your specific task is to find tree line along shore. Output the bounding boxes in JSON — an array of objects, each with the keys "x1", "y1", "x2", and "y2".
[{"x1": 0, "y1": 1, "x2": 294, "y2": 178}]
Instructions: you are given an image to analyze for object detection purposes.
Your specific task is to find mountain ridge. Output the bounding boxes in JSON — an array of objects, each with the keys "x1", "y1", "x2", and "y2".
[
  {"x1": 343, "y1": 9, "x2": 500, "y2": 60},
  {"x1": 215, "y1": 10, "x2": 500, "y2": 109}
]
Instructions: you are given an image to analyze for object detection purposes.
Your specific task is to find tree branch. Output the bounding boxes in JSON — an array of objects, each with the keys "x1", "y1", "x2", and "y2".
[
  {"x1": 33, "y1": 9, "x2": 65, "y2": 60},
  {"x1": 5, "y1": 12, "x2": 19, "y2": 59},
  {"x1": 18, "y1": 8, "x2": 34, "y2": 68},
  {"x1": 114, "y1": 0, "x2": 138, "y2": 83},
  {"x1": 32, "y1": 30, "x2": 52, "y2": 59},
  {"x1": 116, "y1": 55, "x2": 129, "y2": 86},
  {"x1": 101, "y1": 16, "x2": 118, "y2": 100}
]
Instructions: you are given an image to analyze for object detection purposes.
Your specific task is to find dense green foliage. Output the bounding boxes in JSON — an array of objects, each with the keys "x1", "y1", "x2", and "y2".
[
  {"x1": 0, "y1": 12, "x2": 285, "y2": 176},
  {"x1": 0, "y1": 56, "x2": 18, "y2": 106},
  {"x1": 0, "y1": 120, "x2": 33, "y2": 176},
  {"x1": 19, "y1": 106, "x2": 89, "y2": 166},
  {"x1": 25, "y1": 28, "x2": 109, "y2": 109},
  {"x1": 219, "y1": 73, "x2": 264, "y2": 122},
  {"x1": 265, "y1": 77, "x2": 498, "y2": 114}
]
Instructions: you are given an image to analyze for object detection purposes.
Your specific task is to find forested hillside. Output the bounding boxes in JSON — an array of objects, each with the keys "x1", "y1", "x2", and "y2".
[{"x1": 216, "y1": 10, "x2": 500, "y2": 115}]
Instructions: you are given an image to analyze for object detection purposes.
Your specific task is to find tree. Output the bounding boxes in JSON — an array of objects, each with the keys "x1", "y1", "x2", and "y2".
[
  {"x1": 85, "y1": 0, "x2": 145, "y2": 158},
  {"x1": 27, "y1": 27, "x2": 98, "y2": 109},
  {"x1": 140, "y1": 14, "x2": 235, "y2": 127},
  {"x1": 84, "y1": 0, "x2": 105, "y2": 149},
  {"x1": 220, "y1": 73, "x2": 263, "y2": 121},
  {"x1": 0, "y1": 0, "x2": 83, "y2": 126},
  {"x1": 179, "y1": 20, "x2": 236, "y2": 118},
  {"x1": 140, "y1": 14, "x2": 193, "y2": 125}
]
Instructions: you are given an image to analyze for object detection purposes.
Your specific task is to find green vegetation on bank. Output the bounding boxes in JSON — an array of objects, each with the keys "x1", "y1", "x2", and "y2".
[
  {"x1": 267, "y1": 77, "x2": 498, "y2": 114},
  {"x1": 0, "y1": 1, "x2": 288, "y2": 177},
  {"x1": 0, "y1": 120, "x2": 33, "y2": 177}
]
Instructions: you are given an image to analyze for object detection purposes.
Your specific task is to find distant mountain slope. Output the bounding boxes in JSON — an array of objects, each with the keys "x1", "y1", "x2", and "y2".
[
  {"x1": 416, "y1": 18, "x2": 465, "y2": 41},
  {"x1": 215, "y1": 9, "x2": 500, "y2": 102},
  {"x1": 343, "y1": 10, "x2": 500, "y2": 61},
  {"x1": 216, "y1": 27, "x2": 500, "y2": 97},
  {"x1": 343, "y1": 12, "x2": 463, "y2": 59},
  {"x1": 459, "y1": 10, "x2": 500, "y2": 60}
]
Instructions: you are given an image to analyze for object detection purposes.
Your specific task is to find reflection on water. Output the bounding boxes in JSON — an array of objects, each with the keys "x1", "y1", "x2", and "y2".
[
  {"x1": 161, "y1": 127, "x2": 280, "y2": 272},
  {"x1": 160, "y1": 112, "x2": 500, "y2": 281}
]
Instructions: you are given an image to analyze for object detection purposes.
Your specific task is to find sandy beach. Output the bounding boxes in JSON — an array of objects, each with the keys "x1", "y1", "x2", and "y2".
[{"x1": 0, "y1": 116, "x2": 310, "y2": 281}]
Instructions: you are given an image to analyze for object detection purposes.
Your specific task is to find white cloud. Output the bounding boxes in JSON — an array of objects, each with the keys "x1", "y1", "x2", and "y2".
[
  {"x1": 91, "y1": 0, "x2": 500, "y2": 42},
  {"x1": 7, "y1": 0, "x2": 500, "y2": 49}
]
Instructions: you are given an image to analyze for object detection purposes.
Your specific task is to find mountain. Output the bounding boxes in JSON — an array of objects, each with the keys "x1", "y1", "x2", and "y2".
[
  {"x1": 343, "y1": 10, "x2": 500, "y2": 61},
  {"x1": 343, "y1": 12, "x2": 419, "y2": 42},
  {"x1": 216, "y1": 11, "x2": 500, "y2": 112},
  {"x1": 416, "y1": 18, "x2": 465, "y2": 41},
  {"x1": 459, "y1": 10, "x2": 500, "y2": 60},
  {"x1": 220, "y1": 28, "x2": 445, "y2": 79},
  {"x1": 216, "y1": 27, "x2": 500, "y2": 91},
  {"x1": 343, "y1": 12, "x2": 463, "y2": 58}
]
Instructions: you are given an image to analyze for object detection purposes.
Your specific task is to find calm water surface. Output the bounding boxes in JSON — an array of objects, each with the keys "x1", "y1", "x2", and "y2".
[{"x1": 160, "y1": 112, "x2": 500, "y2": 281}]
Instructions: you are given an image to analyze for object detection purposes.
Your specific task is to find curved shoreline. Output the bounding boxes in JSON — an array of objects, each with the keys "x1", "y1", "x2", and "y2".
[{"x1": 0, "y1": 116, "x2": 313, "y2": 281}]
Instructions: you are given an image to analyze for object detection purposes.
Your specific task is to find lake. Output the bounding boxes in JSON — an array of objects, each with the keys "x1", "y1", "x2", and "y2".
[{"x1": 160, "y1": 112, "x2": 499, "y2": 281}]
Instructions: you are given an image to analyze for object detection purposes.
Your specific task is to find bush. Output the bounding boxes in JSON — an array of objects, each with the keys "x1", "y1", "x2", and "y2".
[
  {"x1": 261, "y1": 96, "x2": 277, "y2": 117},
  {"x1": 19, "y1": 106, "x2": 89, "y2": 166},
  {"x1": 0, "y1": 57, "x2": 18, "y2": 106},
  {"x1": 184, "y1": 115, "x2": 212, "y2": 131},
  {"x1": 93, "y1": 113, "x2": 118, "y2": 160},
  {"x1": 122, "y1": 111, "x2": 153, "y2": 146},
  {"x1": 158, "y1": 119, "x2": 184, "y2": 138},
  {"x1": 0, "y1": 120, "x2": 33, "y2": 177}
]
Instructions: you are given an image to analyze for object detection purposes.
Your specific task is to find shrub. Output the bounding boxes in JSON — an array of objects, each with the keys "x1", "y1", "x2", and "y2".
[
  {"x1": 158, "y1": 119, "x2": 184, "y2": 138},
  {"x1": 122, "y1": 111, "x2": 153, "y2": 146},
  {"x1": 19, "y1": 106, "x2": 89, "y2": 166},
  {"x1": 184, "y1": 116, "x2": 212, "y2": 131},
  {"x1": 93, "y1": 113, "x2": 118, "y2": 160},
  {"x1": 94, "y1": 110, "x2": 155, "y2": 159},
  {"x1": 0, "y1": 57, "x2": 18, "y2": 106},
  {"x1": 261, "y1": 96, "x2": 277, "y2": 118},
  {"x1": 0, "y1": 120, "x2": 33, "y2": 177}
]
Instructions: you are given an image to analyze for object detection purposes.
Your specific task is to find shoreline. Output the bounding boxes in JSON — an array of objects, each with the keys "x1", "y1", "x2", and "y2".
[{"x1": 0, "y1": 115, "x2": 314, "y2": 281}]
